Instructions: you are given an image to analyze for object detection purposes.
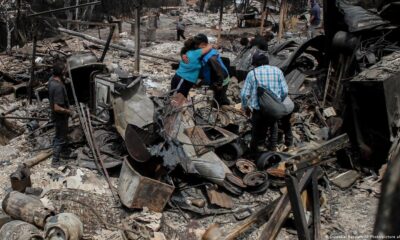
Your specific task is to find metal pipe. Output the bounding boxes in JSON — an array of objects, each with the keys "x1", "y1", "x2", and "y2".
[
  {"x1": 100, "y1": 25, "x2": 115, "y2": 62},
  {"x1": 86, "y1": 107, "x2": 119, "y2": 202},
  {"x1": 28, "y1": 24, "x2": 37, "y2": 104},
  {"x1": 0, "y1": 116, "x2": 49, "y2": 121},
  {"x1": 28, "y1": 1, "x2": 101, "y2": 17},
  {"x1": 134, "y1": 6, "x2": 141, "y2": 72}
]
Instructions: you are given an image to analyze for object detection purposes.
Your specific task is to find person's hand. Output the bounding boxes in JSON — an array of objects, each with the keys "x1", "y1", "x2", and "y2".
[
  {"x1": 241, "y1": 107, "x2": 251, "y2": 117},
  {"x1": 69, "y1": 109, "x2": 78, "y2": 119},
  {"x1": 245, "y1": 108, "x2": 251, "y2": 117},
  {"x1": 182, "y1": 54, "x2": 189, "y2": 64}
]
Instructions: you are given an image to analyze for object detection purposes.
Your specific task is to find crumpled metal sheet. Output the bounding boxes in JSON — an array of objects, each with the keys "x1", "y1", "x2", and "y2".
[
  {"x1": 191, "y1": 151, "x2": 233, "y2": 185},
  {"x1": 112, "y1": 79, "x2": 154, "y2": 138},
  {"x1": 184, "y1": 125, "x2": 238, "y2": 156},
  {"x1": 206, "y1": 187, "x2": 234, "y2": 209},
  {"x1": 337, "y1": 1, "x2": 389, "y2": 32},
  {"x1": 77, "y1": 129, "x2": 125, "y2": 169}
]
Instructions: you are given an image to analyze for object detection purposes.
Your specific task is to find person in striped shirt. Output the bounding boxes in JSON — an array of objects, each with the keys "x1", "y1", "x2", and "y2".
[{"x1": 241, "y1": 52, "x2": 289, "y2": 152}]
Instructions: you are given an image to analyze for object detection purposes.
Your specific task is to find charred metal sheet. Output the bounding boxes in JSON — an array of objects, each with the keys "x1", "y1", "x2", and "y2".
[
  {"x1": 379, "y1": 1, "x2": 400, "y2": 24},
  {"x1": 286, "y1": 69, "x2": 306, "y2": 94},
  {"x1": 184, "y1": 126, "x2": 239, "y2": 156},
  {"x1": 112, "y1": 77, "x2": 154, "y2": 137},
  {"x1": 337, "y1": 1, "x2": 389, "y2": 32},
  {"x1": 118, "y1": 160, "x2": 174, "y2": 212},
  {"x1": 280, "y1": 35, "x2": 326, "y2": 74},
  {"x1": 68, "y1": 52, "x2": 99, "y2": 70},
  {"x1": 191, "y1": 151, "x2": 233, "y2": 185},
  {"x1": 77, "y1": 129, "x2": 125, "y2": 169},
  {"x1": 125, "y1": 124, "x2": 151, "y2": 163},
  {"x1": 206, "y1": 187, "x2": 234, "y2": 209}
]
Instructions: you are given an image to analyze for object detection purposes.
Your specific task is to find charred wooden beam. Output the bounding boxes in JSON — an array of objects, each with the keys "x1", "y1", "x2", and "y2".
[
  {"x1": 57, "y1": 27, "x2": 180, "y2": 63},
  {"x1": 259, "y1": 168, "x2": 314, "y2": 240},
  {"x1": 288, "y1": 133, "x2": 350, "y2": 167},
  {"x1": 28, "y1": 1, "x2": 101, "y2": 17},
  {"x1": 38, "y1": 17, "x2": 116, "y2": 27}
]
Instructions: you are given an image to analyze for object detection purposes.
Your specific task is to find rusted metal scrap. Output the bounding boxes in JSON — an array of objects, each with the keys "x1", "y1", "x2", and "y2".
[
  {"x1": 118, "y1": 160, "x2": 174, "y2": 212},
  {"x1": 2, "y1": 191, "x2": 53, "y2": 228},
  {"x1": 155, "y1": 96, "x2": 242, "y2": 193},
  {"x1": 10, "y1": 164, "x2": 32, "y2": 193},
  {"x1": 44, "y1": 213, "x2": 83, "y2": 240},
  {"x1": 0, "y1": 220, "x2": 44, "y2": 240},
  {"x1": 206, "y1": 186, "x2": 234, "y2": 209}
]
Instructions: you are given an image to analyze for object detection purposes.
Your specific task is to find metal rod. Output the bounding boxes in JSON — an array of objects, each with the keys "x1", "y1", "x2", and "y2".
[
  {"x1": 86, "y1": 107, "x2": 119, "y2": 202},
  {"x1": 67, "y1": 63, "x2": 102, "y2": 173},
  {"x1": 28, "y1": 1, "x2": 101, "y2": 17},
  {"x1": 58, "y1": 27, "x2": 179, "y2": 62},
  {"x1": 100, "y1": 25, "x2": 115, "y2": 62},
  {"x1": 134, "y1": 6, "x2": 141, "y2": 72},
  {"x1": 217, "y1": 0, "x2": 223, "y2": 44},
  {"x1": 38, "y1": 17, "x2": 116, "y2": 27},
  {"x1": 0, "y1": 116, "x2": 49, "y2": 121},
  {"x1": 28, "y1": 24, "x2": 37, "y2": 104}
]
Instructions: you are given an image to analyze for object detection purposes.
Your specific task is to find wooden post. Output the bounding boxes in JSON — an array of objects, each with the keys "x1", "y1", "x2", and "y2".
[
  {"x1": 260, "y1": 0, "x2": 268, "y2": 34},
  {"x1": 134, "y1": 5, "x2": 141, "y2": 73},
  {"x1": 278, "y1": 0, "x2": 287, "y2": 40},
  {"x1": 217, "y1": 0, "x2": 223, "y2": 44},
  {"x1": 75, "y1": 0, "x2": 79, "y2": 30},
  {"x1": 28, "y1": 22, "x2": 38, "y2": 104}
]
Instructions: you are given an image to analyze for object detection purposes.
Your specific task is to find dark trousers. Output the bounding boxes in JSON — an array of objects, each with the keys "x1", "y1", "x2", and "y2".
[
  {"x1": 53, "y1": 117, "x2": 69, "y2": 161},
  {"x1": 171, "y1": 74, "x2": 194, "y2": 98},
  {"x1": 212, "y1": 85, "x2": 230, "y2": 106},
  {"x1": 177, "y1": 30, "x2": 186, "y2": 41},
  {"x1": 250, "y1": 110, "x2": 278, "y2": 152},
  {"x1": 280, "y1": 113, "x2": 293, "y2": 146}
]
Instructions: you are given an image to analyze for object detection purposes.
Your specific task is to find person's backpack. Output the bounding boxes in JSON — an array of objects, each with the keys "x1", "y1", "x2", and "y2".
[{"x1": 253, "y1": 69, "x2": 292, "y2": 119}]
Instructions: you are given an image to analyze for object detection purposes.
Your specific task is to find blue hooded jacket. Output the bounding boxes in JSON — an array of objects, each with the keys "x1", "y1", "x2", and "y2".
[{"x1": 201, "y1": 49, "x2": 229, "y2": 85}]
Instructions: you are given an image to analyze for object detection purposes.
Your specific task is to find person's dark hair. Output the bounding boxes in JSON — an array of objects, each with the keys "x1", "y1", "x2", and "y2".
[
  {"x1": 180, "y1": 37, "x2": 197, "y2": 55},
  {"x1": 194, "y1": 33, "x2": 209, "y2": 45},
  {"x1": 252, "y1": 52, "x2": 269, "y2": 67},
  {"x1": 240, "y1": 37, "x2": 249, "y2": 46},
  {"x1": 53, "y1": 62, "x2": 65, "y2": 77}
]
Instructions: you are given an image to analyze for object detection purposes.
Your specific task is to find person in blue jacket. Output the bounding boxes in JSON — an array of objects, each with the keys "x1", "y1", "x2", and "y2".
[
  {"x1": 171, "y1": 38, "x2": 212, "y2": 98},
  {"x1": 194, "y1": 34, "x2": 231, "y2": 106}
]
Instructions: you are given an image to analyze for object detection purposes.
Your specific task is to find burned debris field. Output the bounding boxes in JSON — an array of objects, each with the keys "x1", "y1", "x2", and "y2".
[{"x1": 0, "y1": 0, "x2": 399, "y2": 239}]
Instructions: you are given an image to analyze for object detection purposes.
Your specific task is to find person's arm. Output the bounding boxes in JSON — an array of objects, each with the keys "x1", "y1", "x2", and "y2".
[
  {"x1": 209, "y1": 56, "x2": 226, "y2": 87},
  {"x1": 309, "y1": 8, "x2": 316, "y2": 23},
  {"x1": 54, "y1": 104, "x2": 71, "y2": 115},
  {"x1": 52, "y1": 86, "x2": 71, "y2": 115}
]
